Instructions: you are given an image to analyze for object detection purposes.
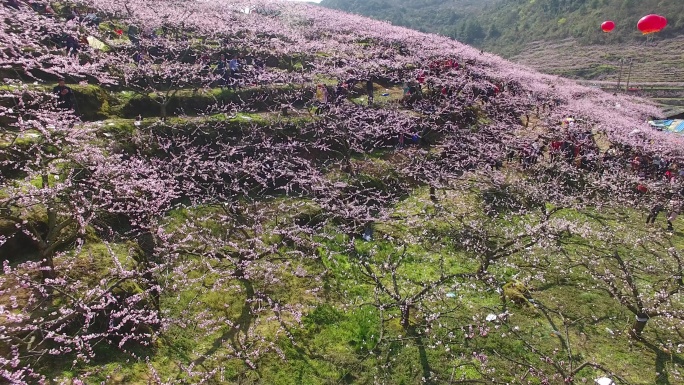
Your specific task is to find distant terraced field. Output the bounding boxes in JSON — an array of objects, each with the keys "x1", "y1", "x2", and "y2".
[{"x1": 511, "y1": 37, "x2": 684, "y2": 111}]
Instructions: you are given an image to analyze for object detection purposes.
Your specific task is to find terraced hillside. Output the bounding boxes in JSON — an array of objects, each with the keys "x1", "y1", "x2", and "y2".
[{"x1": 2, "y1": 1, "x2": 684, "y2": 384}]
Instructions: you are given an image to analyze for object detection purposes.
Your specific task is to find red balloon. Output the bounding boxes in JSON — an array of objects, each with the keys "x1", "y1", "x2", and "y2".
[
  {"x1": 658, "y1": 15, "x2": 668, "y2": 29},
  {"x1": 601, "y1": 21, "x2": 615, "y2": 32},
  {"x1": 637, "y1": 14, "x2": 667, "y2": 35}
]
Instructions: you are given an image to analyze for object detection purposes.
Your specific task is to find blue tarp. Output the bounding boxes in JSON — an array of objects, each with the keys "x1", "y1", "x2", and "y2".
[
  {"x1": 674, "y1": 121, "x2": 684, "y2": 133},
  {"x1": 648, "y1": 120, "x2": 684, "y2": 134},
  {"x1": 650, "y1": 120, "x2": 673, "y2": 128}
]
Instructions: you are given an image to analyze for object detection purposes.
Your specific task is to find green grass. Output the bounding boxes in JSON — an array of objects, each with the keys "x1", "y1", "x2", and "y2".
[
  {"x1": 0, "y1": 130, "x2": 42, "y2": 147},
  {"x1": 44, "y1": 190, "x2": 683, "y2": 384}
]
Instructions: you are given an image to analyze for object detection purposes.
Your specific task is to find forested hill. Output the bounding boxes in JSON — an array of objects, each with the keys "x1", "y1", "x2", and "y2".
[
  {"x1": 318, "y1": 0, "x2": 496, "y2": 36},
  {"x1": 320, "y1": 0, "x2": 684, "y2": 56}
]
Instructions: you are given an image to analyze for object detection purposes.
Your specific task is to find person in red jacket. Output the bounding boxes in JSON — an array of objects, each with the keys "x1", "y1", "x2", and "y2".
[{"x1": 636, "y1": 183, "x2": 648, "y2": 194}]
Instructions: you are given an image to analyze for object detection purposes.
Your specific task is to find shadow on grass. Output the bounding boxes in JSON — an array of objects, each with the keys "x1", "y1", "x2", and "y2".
[{"x1": 637, "y1": 336, "x2": 684, "y2": 385}]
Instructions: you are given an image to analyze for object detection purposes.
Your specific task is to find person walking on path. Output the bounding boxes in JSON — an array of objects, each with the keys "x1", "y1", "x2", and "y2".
[
  {"x1": 667, "y1": 199, "x2": 680, "y2": 231},
  {"x1": 366, "y1": 78, "x2": 374, "y2": 106},
  {"x1": 229, "y1": 55, "x2": 240, "y2": 89},
  {"x1": 646, "y1": 202, "x2": 664, "y2": 224},
  {"x1": 65, "y1": 34, "x2": 80, "y2": 57},
  {"x1": 215, "y1": 54, "x2": 228, "y2": 87},
  {"x1": 314, "y1": 84, "x2": 328, "y2": 114}
]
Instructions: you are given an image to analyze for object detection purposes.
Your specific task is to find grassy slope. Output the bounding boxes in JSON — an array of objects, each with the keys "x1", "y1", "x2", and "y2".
[{"x1": 55, "y1": 174, "x2": 684, "y2": 384}]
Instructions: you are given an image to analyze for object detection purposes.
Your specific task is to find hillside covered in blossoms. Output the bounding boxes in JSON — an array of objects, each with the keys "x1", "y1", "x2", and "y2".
[{"x1": 1, "y1": 0, "x2": 684, "y2": 384}]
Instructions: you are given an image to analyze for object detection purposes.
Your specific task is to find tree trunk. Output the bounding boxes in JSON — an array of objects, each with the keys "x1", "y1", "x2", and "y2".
[
  {"x1": 137, "y1": 232, "x2": 161, "y2": 316},
  {"x1": 40, "y1": 253, "x2": 56, "y2": 281},
  {"x1": 344, "y1": 157, "x2": 353, "y2": 174},
  {"x1": 401, "y1": 303, "x2": 411, "y2": 329},
  {"x1": 142, "y1": 270, "x2": 161, "y2": 314},
  {"x1": 40, "y1": 248, "x2": 56, "y2": 296},
  {"x1": 629, "y1": 313, "x2": 649, "y2": 338},
  {"x1": 429, "y1": 186, "x2": 437, "y2": 203}
]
